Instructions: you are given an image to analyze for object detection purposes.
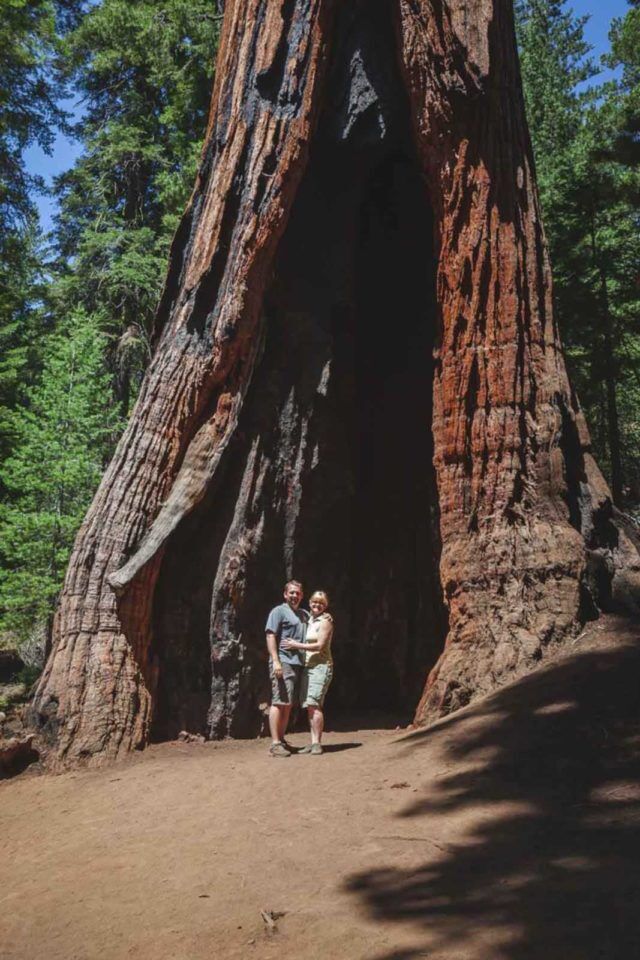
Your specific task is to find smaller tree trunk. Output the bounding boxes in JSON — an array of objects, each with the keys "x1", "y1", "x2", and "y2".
[
  {"x1": 601, "y1": 277, "x2": 624, "y2": 507},
  {"x1": 588, "y1": 212, "x2": 623, "y2": 507}
]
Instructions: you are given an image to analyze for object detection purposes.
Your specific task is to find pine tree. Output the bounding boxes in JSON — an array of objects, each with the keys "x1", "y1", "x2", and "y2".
[
  {"x1": 606, "y1": 0, "x2": 640, "y2": 168},
  {"x1": 0, "y1": 0, "x2": 67, "y2": 223},
  {"x1": 0, "y1": 0, "x2": 74, "y2": 465},
  {"x1": 1, "y1": 0, "x2": 223, "y2": 646},
  {"x1": 51, "y1": 0, "x2": 222, "y2": 414},
  {"x1": 516, "y1": 0, "x2": 640, "y2": 509},
  {"x1": 515, "y1": 0, "x2": 596, "y2": 214},
  {"x1": 599, "y1": 0, "x2": 640, "y2": 504},
  {"x1": 574, "y1": 107, "x2": 640, "y2": 507},
  {"x1": 0, "y1": 313, "x2": 120, "y2": 638},
  {"x1": 0, "y1": 224, "x2": 44, "y2": 466}
]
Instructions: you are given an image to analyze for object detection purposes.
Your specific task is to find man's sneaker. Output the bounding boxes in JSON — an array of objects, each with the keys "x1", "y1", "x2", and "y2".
[
  {"x1": 269, "y1": 741, "x2": 291, "y2": 758},
  {"x1": 299, "y1": 743, "x2": 323, "y2": 755}
]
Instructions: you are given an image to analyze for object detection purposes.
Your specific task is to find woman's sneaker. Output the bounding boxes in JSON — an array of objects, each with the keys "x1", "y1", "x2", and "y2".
[
  {"x1": 300, "y1": 743, "x2": 323, "y2": 755},
  {"x1": 269, "y1": 741, "x2": 291, "y2": 758}
]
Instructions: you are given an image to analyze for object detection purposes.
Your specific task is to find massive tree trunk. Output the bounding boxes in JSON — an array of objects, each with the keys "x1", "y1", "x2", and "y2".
[{"x1": 29, "y1": 0, "x2": 640, "y2": 766}]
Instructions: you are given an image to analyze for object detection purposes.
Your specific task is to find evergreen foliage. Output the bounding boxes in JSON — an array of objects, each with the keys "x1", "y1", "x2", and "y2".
[
  {"x1": 0, "y1": 224, "x2": 44, "y2": 465},
  {"x1": 51, "y1": 0, "x2": 221, "y2": 414},
  {"x1": 0, "y1": 0, "x2": 72, "y2": 467},
  {"x1": 0, "y1": 0, "x2": 220, "y2": 643},
  {"x1": 0, "y1": 0, "x2": 67, "y2": 224},
  {"x1": 0, "y1": 313, "x2": 119, "y2": 637},
  {"x1": 603, "y1": 0, "x2": 640, "y2": 503},
  {"x1": 606, "y1": 0, "x2": 640, "y2": 168},
  {"x1": 516, "y1": 0, "x2": 640, "y2": 508}
]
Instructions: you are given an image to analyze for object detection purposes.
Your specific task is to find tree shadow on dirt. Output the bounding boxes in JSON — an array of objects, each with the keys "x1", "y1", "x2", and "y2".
[{"x1": 347, "y1": 633, "x2": 640, "y2": 959}]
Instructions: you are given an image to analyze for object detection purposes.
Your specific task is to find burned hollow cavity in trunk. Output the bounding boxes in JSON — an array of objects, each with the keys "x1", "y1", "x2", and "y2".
[{"x1": 150, "y1": 0, "x2": 447, "y2": 741}]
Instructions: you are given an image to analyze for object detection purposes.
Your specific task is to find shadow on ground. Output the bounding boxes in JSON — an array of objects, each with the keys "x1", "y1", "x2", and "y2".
[
  {"x1": 347, "y1": 627, "x2": 640, "y2": 959},
  {"x1": 319, "y1": 741, "x2": 362, "y2": 753}
]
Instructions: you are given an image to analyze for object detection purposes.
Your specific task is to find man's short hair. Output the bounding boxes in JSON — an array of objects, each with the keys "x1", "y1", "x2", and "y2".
[{"x1": 284, "y1": 579, "x2": 303, "y2": 592}]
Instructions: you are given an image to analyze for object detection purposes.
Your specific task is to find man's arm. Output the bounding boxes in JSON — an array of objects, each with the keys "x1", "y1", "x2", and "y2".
[
  {"x1": 283, "y1": 619, "x2": 332, "y2": 653},
  {"x1": 266, "y1": 631, "x2": 283, "y2": 677}
]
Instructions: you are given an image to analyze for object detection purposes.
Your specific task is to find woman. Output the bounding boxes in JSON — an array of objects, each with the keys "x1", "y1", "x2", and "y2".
[{"x1": 281, "y1": 590, "x2": 333, "y2": 755}]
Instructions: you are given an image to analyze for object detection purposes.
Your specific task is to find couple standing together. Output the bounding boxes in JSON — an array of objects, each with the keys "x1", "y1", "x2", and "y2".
[{"x1": 265, "y1": 580, "x2": 334, "y2": 757}]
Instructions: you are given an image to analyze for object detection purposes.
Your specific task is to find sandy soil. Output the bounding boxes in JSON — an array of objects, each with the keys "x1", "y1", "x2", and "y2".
[{"x1": 3, "y1": 616, "x2": 640, "y2": 960}]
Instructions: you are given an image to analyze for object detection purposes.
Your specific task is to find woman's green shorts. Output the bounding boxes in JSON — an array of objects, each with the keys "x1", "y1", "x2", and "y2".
[{"x1": 300, "y1": 662, "x2": 333, "y2": 708}]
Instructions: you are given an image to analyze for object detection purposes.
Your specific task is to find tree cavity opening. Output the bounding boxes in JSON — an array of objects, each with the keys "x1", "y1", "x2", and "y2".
[{"x1": 150, "y1": 0, "x2": 447, "y2": 741}]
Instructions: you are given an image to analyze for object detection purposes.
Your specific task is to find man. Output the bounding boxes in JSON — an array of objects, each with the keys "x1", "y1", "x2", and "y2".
[{"x1": 265, "y1": 580, "x2": 308, "y2": 757}]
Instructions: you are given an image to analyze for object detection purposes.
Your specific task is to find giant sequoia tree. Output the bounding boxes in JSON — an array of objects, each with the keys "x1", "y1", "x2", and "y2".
[{"x1": 29, "y1": 0, "x2": 640, "y2": 766}]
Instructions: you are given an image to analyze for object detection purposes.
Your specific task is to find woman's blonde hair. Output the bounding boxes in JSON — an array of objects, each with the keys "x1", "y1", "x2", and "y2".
[{"x1": 310, "y1": 590, "x2": 330, "y2": 607}]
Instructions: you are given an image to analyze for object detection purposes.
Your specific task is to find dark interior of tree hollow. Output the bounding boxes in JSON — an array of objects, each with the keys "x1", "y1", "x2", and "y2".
[{"x1": 150, "y1": 0, "x2": 447, "y2": 741}]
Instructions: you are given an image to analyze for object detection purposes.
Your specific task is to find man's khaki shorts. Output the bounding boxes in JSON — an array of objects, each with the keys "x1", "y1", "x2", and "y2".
[
  {"x1": 300, "y1": 662, "x2": 333, "y2": 708},
  {"x1": 270, "y1": 662, "x2": 301, "y2": 705}
]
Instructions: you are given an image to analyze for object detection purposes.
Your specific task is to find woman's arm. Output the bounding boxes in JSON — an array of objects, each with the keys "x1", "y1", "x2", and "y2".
[{"x1": 282, "y1": 619, "x2": 333, "y2": 652}]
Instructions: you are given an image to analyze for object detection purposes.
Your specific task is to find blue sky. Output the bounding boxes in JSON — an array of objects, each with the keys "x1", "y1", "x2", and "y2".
[
  {"x1": 25, "y1": 0, "x2": 631, "y2": 231},
  {"x1": 574, "y1": 0, "x2": 629, "y2": 58}
]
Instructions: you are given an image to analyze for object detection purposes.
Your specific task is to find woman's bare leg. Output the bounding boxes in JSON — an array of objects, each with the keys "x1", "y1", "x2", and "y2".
[{"x1": 307, "y1": 705, "x2": 324, "y2": 744}]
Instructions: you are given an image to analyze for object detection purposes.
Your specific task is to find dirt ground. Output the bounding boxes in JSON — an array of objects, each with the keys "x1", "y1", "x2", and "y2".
[{"x1": 3, "y1": 616, "x2": 640, "y2": 960}]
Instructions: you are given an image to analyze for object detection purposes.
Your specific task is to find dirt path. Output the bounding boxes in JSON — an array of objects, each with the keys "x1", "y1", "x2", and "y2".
[{"x1": 3, "y1": 617, "x2": 640, "y2": 960}]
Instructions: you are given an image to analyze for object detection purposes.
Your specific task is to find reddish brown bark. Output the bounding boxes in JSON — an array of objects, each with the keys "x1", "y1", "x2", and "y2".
[
  {"x1": 29, "y1": 0, "x2": 640, "y2": 765},
  {"x1": 396, "y1": 0, "x2": 640, "y2": 720}
]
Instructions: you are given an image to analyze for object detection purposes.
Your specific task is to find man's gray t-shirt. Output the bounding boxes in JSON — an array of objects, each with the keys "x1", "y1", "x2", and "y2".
[{"x1": 266, "y1": 603, "x2": 308, "y2": 667}]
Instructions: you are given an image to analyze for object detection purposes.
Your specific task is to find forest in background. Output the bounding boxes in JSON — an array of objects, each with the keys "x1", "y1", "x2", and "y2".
[{"x1": 0, "y1": 0, "x2": 638, "y2": 661}]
